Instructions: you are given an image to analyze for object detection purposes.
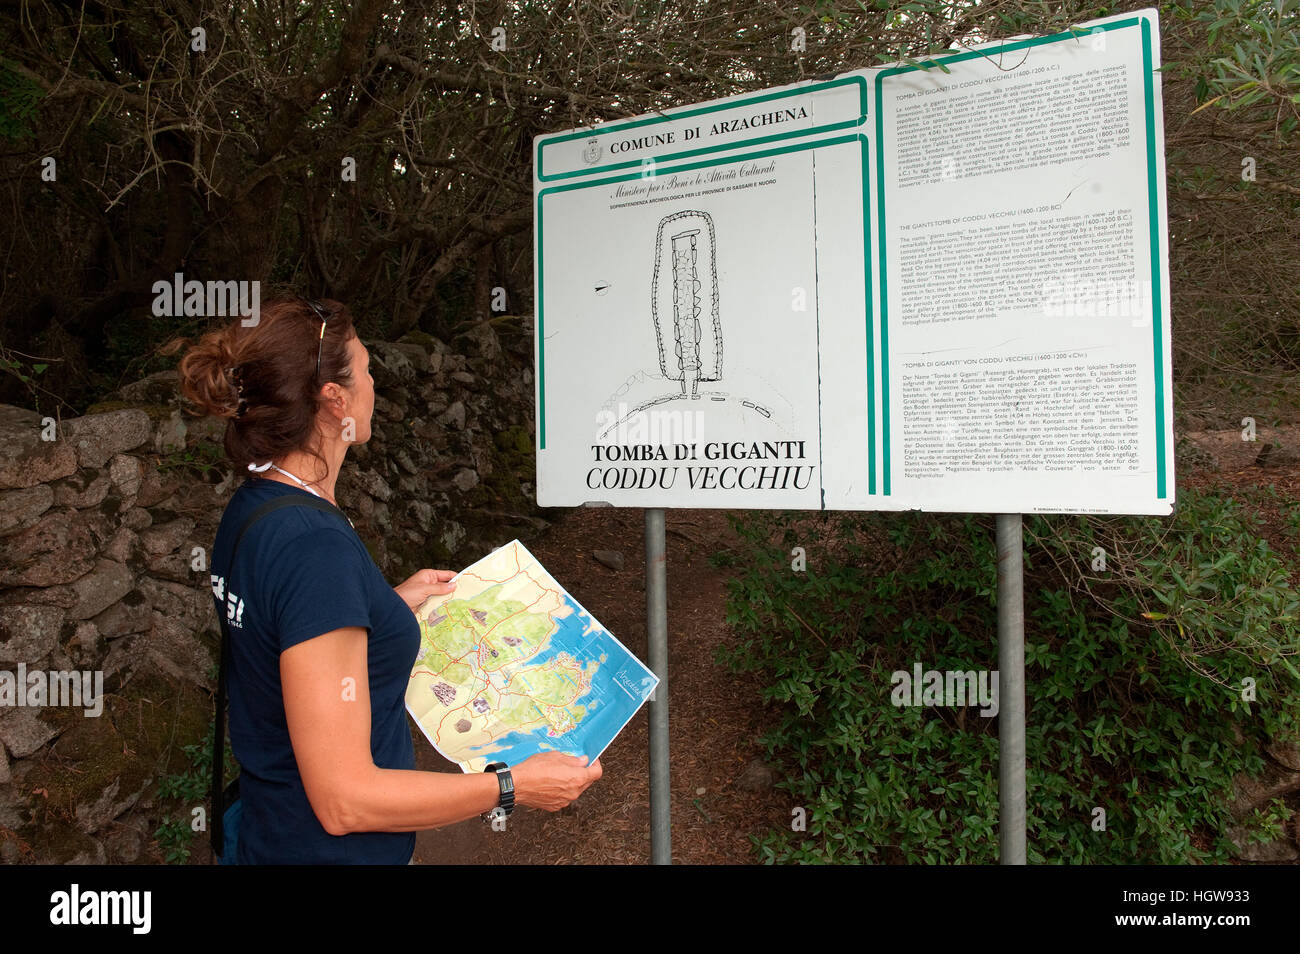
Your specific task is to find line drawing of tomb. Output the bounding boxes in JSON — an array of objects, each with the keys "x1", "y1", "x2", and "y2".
[
  {"x1": 595, "y1": 208, "x2": 780, "y2": 440},
  {"x1": 651, "y1": 210, "x2": 723, "y2": 398}
]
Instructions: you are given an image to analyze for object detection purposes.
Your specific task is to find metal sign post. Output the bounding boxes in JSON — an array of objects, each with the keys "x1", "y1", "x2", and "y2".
[
  {"x1": 645, "y1": 508, "x2": 671, "y2": 864},
  {"x1": 996, "y1": 513, "x2": 1027, "y2": 864}
]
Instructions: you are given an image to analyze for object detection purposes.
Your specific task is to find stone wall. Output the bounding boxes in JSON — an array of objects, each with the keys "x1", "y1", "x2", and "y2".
[{"x1": 0, "y1": 319, "x2": 543, "y2": 863}]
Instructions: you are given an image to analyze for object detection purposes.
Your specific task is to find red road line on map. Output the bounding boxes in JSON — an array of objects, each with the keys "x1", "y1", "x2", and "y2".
[{"x1": 418, "y1": 543, "x2": 593, "y2": 746}]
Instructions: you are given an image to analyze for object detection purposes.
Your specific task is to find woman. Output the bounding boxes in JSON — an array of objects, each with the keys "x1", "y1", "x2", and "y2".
[{"x1": 177, "y1": 296, "x2": 601, "y2": 864}]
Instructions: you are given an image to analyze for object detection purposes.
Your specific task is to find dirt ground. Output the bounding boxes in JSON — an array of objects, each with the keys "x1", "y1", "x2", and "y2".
[{"x1": 411, "y1": 506, "x2": 791, "y2": 865}]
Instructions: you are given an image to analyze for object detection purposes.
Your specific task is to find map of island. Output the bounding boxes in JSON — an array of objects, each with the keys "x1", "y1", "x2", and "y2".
[{"x1": 405, "y1": 539, "x2": 658, "y2": 773}]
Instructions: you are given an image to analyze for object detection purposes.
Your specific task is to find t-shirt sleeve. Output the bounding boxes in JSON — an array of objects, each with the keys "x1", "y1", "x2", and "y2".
[{"x1": 269, "y1": 526, "x2": 372, "y2": 652}]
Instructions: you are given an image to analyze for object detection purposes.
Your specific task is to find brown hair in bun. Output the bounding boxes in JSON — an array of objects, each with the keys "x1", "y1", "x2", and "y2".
[{"x1": 176, "y1": 296, "x2": 357, "y2": 477}]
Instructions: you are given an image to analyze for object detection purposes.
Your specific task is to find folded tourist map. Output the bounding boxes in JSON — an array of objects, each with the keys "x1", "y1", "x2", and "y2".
[{"x1": 405, "y1": 539, "x2": 658, "y2": 772}]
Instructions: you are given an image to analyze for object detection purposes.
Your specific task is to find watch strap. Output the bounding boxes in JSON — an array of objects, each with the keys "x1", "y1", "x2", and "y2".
[{"x1": 484, "y1": 762, "x2": 515, "y2": 817}]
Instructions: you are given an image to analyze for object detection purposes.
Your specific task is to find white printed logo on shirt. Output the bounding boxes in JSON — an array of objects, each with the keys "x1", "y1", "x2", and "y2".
[{"x1": 211, "y1": 573, "x2": 247, "y2": 629}]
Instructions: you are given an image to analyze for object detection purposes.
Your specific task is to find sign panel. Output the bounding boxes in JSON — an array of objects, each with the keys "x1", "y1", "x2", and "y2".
[{"x1": 534, "y1": 8, "x2": 1173, "y2": 515}]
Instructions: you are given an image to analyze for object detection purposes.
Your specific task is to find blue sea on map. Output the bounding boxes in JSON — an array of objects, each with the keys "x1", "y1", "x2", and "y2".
[{"x1": 464, "y1": 595, "x2": 657, "y2": 766}]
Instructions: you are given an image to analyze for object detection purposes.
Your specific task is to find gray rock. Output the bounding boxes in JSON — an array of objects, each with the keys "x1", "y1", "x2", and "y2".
[
  {"x1": 101, "y1": 526, "x2": 139, "y2": 564},
  {"x1": 0, "y1": 579, "x2": 78, "y2": 609},
  {"x1": 133, "y1": 468, "x2": 175, "y2": 508},
  {"x1": 451, "y1": 371, "x2": 477, "y2": 386},
  {"x1": 408, "y1": 500, "x2": 435, "y2": 531},
  {"x1": 593, "y1": 549, "x2": 624, "y2": 571},
  {"x1": 64, "y1": 840, "x2": 109, "y2": 865},
  {"x1": 74, "y1": 777, "x2": 148, "y2": 835},
  {"x1": 63, "y1": 410, "x2": 151, "y2": 469},
  {"x1": 67, "y1": 559, "x2": 135, "y2": 620},
  {"x1": 1230, "y1": 763, "x2": 1300, "y2": 820},
  {"x1": 353, "y1": 468, "x2": 393, "y2": 502},
  {"x1": 105, "y1": 826, "x2": 143, "y2": 863},
  {"x1": 0, "y1": 708, "x2": 59, "y2": 758},
  {"x1": 0, "y1": 782, "x2": 25, "y2": 830},
  {"x1": 412, "y1": 417, "x2": 445, "y2": 444},
  {"x1": 107, "y1": 454, "x2": 142, "y2": 509},
  {"x1": 466, "y1": 321, "x2": 502, "y2": 361},
  {"x1": 91, "y1": 596, "x2": 153, "y2": 639},
  {"x1": 438, "y1": 401, "x2": 466, "y2": 430},
  {"x1": 452, "y1": 468, "x2": 479, "y2": 492},
  {"x1": 1266, "y1": 737, "x2": 1300, "y2": 772},
  {"x1": 374, "y1": 394, "x2": 405, "y2": 423},
  {"x1": 111, "y1": 369, "x2": 179, "y2": 404},
  {"x1": 392, "y1": 341, "x2": 431, "y2": 370},
  {"x1": 395, "y1": 450, "x2": 420, "y2": 476},
  {"x1": 0, "y1": 405, "x2": 78, "y2": 490},
  {"x1": 370, "y1": 342, "x2": 418, "y2": 386},
  {"x1": 139, "y1": 516, "x2": 195, "y2": 556},
  {"x1": 0, "y1": 484, "x2": 54, "y2": 536},
  {"x1": 440, "y1": 521, "x2": 466, "y2": 556},
  {"x1": 146, "y1": 550, "x2": 201, "y2": 584},
  {"x1": 0, "y1": 508, "x2": 99, "y2": 586},
  {"x1": 52, "y1": 472, "x2": 110, "y2": 510},
  {"x1": 121, "y1": 507, "x2": 152, "y2": 531},
  {"x1": 735, "y1": 757, "x2": 777, "y2": 793},
  {"x1": 154, "y1": 408, "x2": 187, "y2": 453},
  {"x1": 73, "y1": 621, "x2": 99, "y2": 660},
  {"x1": 138, "y1": 577, "x2": 209, "y2": 628},
  {"x1": 1226, "y1": 825, "x2": 1300, "y2": 862},
  {"x1": 0, "y1": 604, "x2": 66, "y2": 666},
  {"x1": 138, "y1": 612, "x2": 214, "y2": 687}
]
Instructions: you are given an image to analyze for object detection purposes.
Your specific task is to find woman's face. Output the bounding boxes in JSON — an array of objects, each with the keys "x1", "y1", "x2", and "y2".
[{"x1": 341, "y1": 334, "x2": 375, "y2": 445}]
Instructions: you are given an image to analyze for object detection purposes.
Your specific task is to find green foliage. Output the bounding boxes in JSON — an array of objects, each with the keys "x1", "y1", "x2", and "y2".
[
  {"x1": 0, "y1": 57, "x2": 41, "y2": 142},
  {"x1": 0, "y1": 345, "x2": 56, "y2": 413},
  {"x1": 153, "y1": 716, "x2": 238, "y2": 864},
  {"x1": 1187, "y1": 0, "x2": 1300, "y2": 138},
  {"x1": 156, "y1": 439, "x2": 227, "y2": 481},
  {"x1": 714, "y1": 487, "x2": 1300, "y2": 863},
  {"x1": 153, "y1": 817, "x2": 193, "y2": 866}
]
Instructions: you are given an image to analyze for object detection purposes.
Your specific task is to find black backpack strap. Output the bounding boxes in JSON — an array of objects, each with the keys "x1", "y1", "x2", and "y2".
[{"x1": 210, "y1": 493, "x2": 351, "y2": 860}]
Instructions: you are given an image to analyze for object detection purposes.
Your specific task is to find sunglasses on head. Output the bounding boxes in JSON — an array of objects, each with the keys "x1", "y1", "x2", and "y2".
[{"x1": 303, "y1": 298, "x2": 336, "y2": 381}]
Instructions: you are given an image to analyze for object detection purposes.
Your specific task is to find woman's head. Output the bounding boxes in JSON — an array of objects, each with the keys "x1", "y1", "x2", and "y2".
[{"x1": 176, "y1": 296, "x2": 373, "y2": 476}]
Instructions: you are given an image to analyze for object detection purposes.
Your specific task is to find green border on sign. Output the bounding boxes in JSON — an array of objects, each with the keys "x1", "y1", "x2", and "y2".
[
  {"x1": 874, "y1": 15, "x2": 1167, "y2": 499},
  {"x1": 536, "y1": 133, "x2": 875, "y2": 499},
  {"x1": 537, "y1": 75, "x2": 868, "y2": 182}
]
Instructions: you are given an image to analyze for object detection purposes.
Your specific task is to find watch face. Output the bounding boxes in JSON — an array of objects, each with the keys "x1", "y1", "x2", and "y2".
[{"x1": 487, "y1": 807, "x2": 506, "y2": 821}]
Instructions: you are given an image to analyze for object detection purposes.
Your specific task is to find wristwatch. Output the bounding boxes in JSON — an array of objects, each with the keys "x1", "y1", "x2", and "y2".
[{"x1": 483, "y1": 762, "x2": 515, "y2": 821}]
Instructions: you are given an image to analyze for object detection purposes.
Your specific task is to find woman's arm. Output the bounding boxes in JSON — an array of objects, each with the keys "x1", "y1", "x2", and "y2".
[{"x1": 281, "y1": 626, "x2": 601, "y2": 835}]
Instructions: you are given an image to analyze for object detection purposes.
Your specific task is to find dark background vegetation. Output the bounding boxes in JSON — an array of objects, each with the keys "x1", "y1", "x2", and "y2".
[
  {"x1": 0, "y1": 0, "x2": 1296, "y2": 420},
  {"x1": 1, "y1": 0, "x2": 1298, "y2": 863}
]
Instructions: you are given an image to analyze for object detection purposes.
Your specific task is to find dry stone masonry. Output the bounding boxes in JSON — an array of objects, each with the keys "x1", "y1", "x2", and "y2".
[{"x1": 0, "y1": 321, "x2": 544, "y2": 863}]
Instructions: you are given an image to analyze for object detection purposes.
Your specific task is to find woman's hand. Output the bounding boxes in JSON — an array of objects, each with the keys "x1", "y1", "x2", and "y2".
[
  {"x1": 510, "y1": 752, "x2": 603, "y2": 811},
  {"x1": 394, "y1": 569, "x2": 457, "y2": 613}
]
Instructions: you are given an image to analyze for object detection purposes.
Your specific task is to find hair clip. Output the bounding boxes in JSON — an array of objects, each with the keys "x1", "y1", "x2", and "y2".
[{"x1": 227, "y1": 365, "x2": 248, "y2": 418}]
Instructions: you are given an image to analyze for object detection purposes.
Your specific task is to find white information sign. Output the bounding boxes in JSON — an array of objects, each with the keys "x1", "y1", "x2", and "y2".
[{"x1": 533, "y1": 8, "x2": 1174, "y2": 515}]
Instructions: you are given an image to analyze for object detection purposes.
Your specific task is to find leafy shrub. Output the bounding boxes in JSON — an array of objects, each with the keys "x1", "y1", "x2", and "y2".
[
  {"x1": 714, "y1": 487, "x2": 1300, "y2": 863},
  {"x1": 153, "y1": 718, "x2": 238, "y2": 864}
]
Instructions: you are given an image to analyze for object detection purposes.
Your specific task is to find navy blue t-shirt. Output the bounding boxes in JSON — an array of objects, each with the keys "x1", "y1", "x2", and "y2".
[{"x1": 210, "y1": 475, "x2": 420, "y2": 864}]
